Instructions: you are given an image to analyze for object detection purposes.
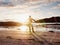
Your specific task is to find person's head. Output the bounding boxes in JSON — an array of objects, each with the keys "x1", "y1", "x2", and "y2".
[{"x1": 29, "y1": 16, "x2": 31, "y2": 18}]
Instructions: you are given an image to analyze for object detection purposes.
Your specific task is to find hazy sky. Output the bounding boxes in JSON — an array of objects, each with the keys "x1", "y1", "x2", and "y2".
[{"x1": 0, "y1": 0, "x2": 60, "y2": 21}]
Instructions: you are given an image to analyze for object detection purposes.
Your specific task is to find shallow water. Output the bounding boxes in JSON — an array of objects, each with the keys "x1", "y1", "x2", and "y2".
[
  {"x1": 33, "y1": 23, "x2": 60, "y2": 32},
  {"x1": 0, "y1": 23, "x2": 60, "y2": 32}
]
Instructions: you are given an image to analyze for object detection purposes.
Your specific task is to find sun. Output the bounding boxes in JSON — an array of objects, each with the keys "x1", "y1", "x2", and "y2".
[{"x1": 15, "y1": 14, "x2": 29, "y2": 23}]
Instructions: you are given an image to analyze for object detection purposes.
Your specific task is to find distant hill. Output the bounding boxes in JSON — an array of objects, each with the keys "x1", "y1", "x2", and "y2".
[
  {"x1": 35, "y1": 16, "x2": 60, "y2": 23},
  {"x1": 0, "y1": 21, "x2": 22, "y2": 27}
]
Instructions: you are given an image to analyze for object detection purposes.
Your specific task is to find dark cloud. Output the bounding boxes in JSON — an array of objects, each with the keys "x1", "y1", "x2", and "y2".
[
  {"x1": 0, "y1": 0, "x2": 60, "y2": 7},
  {"x1": 0, "y1": 1, "x2": 14, "y2": 7}
]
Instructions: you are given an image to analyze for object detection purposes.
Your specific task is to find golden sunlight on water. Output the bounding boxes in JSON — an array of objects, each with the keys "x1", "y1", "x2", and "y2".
[
  {"x1": 19, "y1": 25, "x2": 28, "y2": 32},
  {"x1": 18, "y1": 25, "x2": 30, "y2": 35}
]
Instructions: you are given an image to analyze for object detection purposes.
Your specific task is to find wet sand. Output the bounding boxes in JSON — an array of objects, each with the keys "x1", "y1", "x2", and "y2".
[
  {"x1": 35, "y1": 31, "x2": 60, "y2": 45},
  {"x1": 0, "y1": 30, "x2": 60, "y2": 45},
  {"x1": 0, "y1": 30, "x2": 41, "y2": 45}
]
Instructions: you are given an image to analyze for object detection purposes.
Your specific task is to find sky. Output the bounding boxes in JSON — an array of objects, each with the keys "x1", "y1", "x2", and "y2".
[{"x1": 0, "y1": 0, "x2": 60, "y2": 22}]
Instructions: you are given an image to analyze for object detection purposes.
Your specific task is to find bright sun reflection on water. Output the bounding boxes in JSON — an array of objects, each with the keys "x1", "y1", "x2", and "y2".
[{"x1": 19, "y1": 25, "x2": 28, "y2": 32}]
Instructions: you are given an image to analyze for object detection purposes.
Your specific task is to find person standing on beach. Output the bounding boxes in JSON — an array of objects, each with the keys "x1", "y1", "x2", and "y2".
[{"x1": 27, "y1": 16, "x2": 35, "y2": 33}]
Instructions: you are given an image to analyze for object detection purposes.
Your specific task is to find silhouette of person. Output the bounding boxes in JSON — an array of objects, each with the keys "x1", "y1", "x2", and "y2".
[{"x1": 27, "y1": 16, "x2": 35, "y2": 33}]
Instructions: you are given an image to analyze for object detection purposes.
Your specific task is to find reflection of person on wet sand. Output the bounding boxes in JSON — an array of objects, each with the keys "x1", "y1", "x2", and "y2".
[{"x1": 27, "y1": 16, "x2": 35, "y2": 33}]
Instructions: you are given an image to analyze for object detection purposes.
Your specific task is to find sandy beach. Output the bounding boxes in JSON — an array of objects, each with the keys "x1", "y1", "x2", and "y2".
[{"x1": 0, "y1": 30, "x2": 60, "y2": 45}]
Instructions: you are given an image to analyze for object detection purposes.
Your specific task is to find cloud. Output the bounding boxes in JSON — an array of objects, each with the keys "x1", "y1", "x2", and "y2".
[
  {"x1": 43, "y1": 0, "x2": 60, "y2": 4},
  {"x1": 0, "y1": 0, "x2": 60, "y2": 19},
  {"x1": 0, "y1": 0, "x2": 60, "y2": 7},
  {"x1": 25, "y1": 0, "x2": 60, "y2": 4},
  {"x1": 51, "y1": 4, "x2": 60, "y2": 9},
  {"x1": 48, "y1": 12, "x2": 54, "y2": 15}
]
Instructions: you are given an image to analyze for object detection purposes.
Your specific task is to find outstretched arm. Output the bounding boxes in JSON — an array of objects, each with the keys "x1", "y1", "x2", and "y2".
[{"x1": 32, "y1": 18, "x2": 36, "y2": 22}]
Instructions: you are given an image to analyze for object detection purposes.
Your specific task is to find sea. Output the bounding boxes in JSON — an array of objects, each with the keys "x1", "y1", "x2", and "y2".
[{"x1": 0, "y1": 23, "x2": 60, "y2": 32}]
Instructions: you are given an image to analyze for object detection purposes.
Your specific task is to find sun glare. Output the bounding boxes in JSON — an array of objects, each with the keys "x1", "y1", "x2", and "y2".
[
  {"x1": 20, "y1": 25, "x2": 28, "y2": 31},
  {"x1": 15, "y1": 14, "x2": 29, "y2": 23}
]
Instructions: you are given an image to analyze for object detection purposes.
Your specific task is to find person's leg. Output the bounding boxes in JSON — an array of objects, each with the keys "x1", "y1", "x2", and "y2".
[
  {"x1": 29, "y1": 25, "x2": 31, "y2": 33},
  {"x1": 31, "y1": 25, "x2": 34, "y2": 32}
]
